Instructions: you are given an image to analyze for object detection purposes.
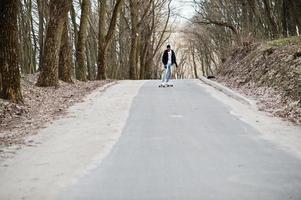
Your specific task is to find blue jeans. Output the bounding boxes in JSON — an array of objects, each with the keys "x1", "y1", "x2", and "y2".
[{"x1": 162, "y1": 64, "x2": 172, "y2": 83}]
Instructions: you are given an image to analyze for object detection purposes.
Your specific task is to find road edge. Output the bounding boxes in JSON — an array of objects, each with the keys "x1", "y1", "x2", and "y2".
[
  {"x1": 199, "y1": 76, "x2": 256, "y2": 108},
  {"x1": 0, "y1": 80, "x2": 147, "y2": 200},
  {"x1": 0, "y1": 80, "x2": 118, "y2": 160},
  {"x1": 199, "y1": 78, "x2": 301, "y2": 160}
]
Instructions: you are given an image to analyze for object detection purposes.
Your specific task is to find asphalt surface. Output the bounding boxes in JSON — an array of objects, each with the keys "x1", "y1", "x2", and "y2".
[{"x1": 58, "y1": 80, "x2": 301, "y2": 200}]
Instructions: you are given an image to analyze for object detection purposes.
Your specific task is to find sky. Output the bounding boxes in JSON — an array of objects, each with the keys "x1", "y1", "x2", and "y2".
[
  {"x1": 166, "y1": 0, "x2": 196, "y2": 47},
  {"x1": 171, "y1": 0, "x2": 196, "y2": 23}
]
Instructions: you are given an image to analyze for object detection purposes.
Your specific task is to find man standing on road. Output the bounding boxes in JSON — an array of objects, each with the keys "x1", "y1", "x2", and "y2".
[{"x1": 161, "y1": 45, "x2": 178, "y2": 86}]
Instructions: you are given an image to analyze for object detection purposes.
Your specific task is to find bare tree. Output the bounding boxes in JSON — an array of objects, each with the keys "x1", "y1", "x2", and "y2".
[
  {"x1": 36, "y1": 0, "x2": 71, "y2": 87},
  {"x1": 0, "y1": 0, "x2": 23, "y2": 103},
  {"x1": 59, "y1": 11, "x2": 74, "y2": 83},
  {"x1": 76, "y1": 0, "x2": 91, "y2": 81},
  {"x1": 97, "y1": 0, "x2": 124, "y2": 80}
]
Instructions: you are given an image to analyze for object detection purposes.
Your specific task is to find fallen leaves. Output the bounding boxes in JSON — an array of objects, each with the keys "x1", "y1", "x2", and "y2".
[
  {"x1": 217, "y1": 43, "x2": 301, "y2": 124},
  {"x1": 0, "y1": 73, "x2": 113, "y2": 150}
]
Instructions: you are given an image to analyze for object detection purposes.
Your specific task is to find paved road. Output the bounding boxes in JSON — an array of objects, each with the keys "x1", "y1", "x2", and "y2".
[{"x1": 59, "y1": 80, "x2": 301, "y2": 200}]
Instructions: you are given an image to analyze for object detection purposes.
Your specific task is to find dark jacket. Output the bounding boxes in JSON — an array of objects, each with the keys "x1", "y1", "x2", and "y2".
[{"x1": 162, "y1": 50, "x2": 177, "y2": 67}]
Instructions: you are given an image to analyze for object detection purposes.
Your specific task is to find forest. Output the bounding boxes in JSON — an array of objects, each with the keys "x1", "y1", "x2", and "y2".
[
  {"x1": 1, "y1": 1, "x2": 301, "y2": 198},
  {"x1": 0, "y1": 0, "x2": 301, "y2": 103},
  {"x1": 179, "y1": 0, "x2": 301, "y2": 78},
  {"x1": 0, "y1": 0, "x2": 173, "y2": 104}
]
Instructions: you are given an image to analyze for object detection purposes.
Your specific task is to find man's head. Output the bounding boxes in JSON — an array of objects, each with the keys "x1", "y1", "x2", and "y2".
[{"x1": 167, "y1": 45, "x2": 171, "y2": 51}]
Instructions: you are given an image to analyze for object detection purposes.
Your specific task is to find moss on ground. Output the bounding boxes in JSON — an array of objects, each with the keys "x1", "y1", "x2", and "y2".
[{"x1": 267, "y1": 36, "x2": 301, "y2": 47}]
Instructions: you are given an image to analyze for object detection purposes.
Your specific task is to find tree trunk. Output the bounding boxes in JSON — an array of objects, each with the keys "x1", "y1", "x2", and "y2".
[
  {"x1": 30, "y1": 0, "x2": 37, "y2": 73},
  {"x1": 289, "y1": 0, "x2": 301, "y2": 33},
  {"x1": 75, "y1": 0, "x2": 90, "y2": 81},
  {"x1": 86, "y1": 42, "x2": 92, "y2": 80},
  {"x1": 37, "y1": 0, "x2": 45, "y2": 71},
  {"x1": 70, "y1": 2, "x2": 78, "y2": 49},
  {"x1": 97, "y1": 0, "x2": 124, "y2": 80},
  {"x1": 19, "y1": 0, "x2": 34, "y2": 75},
  {"x1": 191, "y1": 46, "x2": 198, "y2": 79},
  {"x1": 129, "y1": 34, "x2": 138, "y2": 79},
  {"x1": 262, "y1": 0, "x2": 279, "y2": 38},
  {"x1": 0, "y1": 0, "x2": 23, "y2": 103},
  {"x1": 135, "y1": 34, "x2": 141, "y2": 79},
  {"x1": 87, "y1": 25, "x2": 97, "y2": 80},
  {"x1": 144, "y1": 58, "x2": 153, "y2": 79},
  {"x1": 118, "y1": 9, "x2": 129, "y2": 79},
  {"x1": 139, "y1": 40, "x2": 147, "y2": 79},
  {"x1": 201, "y1": 56, "x2": 205, "y2": 77},
  {"x1": 282, "y1": 0, "x2": 289, "y2": 37},
  {"x1": 129, "y1": 0, "x2": 138, "y2": 80},
  {"x1": 241, "y1": 0, "x2": 252, "y2": 36},
  {"x1": 97, "y1": 43, "x2": 109, "y2": 80},
  {"x1": 246, "y1": 0, "x2": 265, "y2": 37},
  {"x1": 59, "y1": 12, "x2": 73, "y2": 83},
  {"x1": 108, "y1": 38, "x2": 118, "y2": 78},
  {"x1": 36, "y1": 0, "x2": 71, "y2": 87},
  {"x1": 97, "y1": 0, "x2": 108, "y2": 80}
]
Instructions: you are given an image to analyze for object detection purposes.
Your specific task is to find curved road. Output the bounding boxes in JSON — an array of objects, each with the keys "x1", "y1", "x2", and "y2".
[{"x1": 59, "y1": 80, "x2": 301, "y2": 200}]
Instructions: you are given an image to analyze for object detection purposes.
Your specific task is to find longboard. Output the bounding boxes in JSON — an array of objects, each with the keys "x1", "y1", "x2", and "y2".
[{"x1": 158, "y1": 84, "x2": 174, "y2": 88}]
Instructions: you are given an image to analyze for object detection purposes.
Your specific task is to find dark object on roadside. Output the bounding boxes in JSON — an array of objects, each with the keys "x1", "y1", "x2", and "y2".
[{"x1": 207, "y1": 76, "x2": 216, "y2": 79}]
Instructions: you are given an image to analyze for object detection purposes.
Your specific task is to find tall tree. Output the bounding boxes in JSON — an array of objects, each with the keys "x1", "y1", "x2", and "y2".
[
  {"x1": 128, "y1": 0, "x2": 153, "y2": 80},
  {"x1": 75, "y1": 0, "x2": 90, "y2": 81},
  {"x1": 19, "y1": 0, "x2": 37, "y2": 74},
  {"x1": 0, "y1": 0, "x2": 23, "y2": 103},
  {"x1": 37, "y1": 0, "x2": 45, "y2": 70},
  {"x1": 97, "y1": 0, "x2": 124, "y2": 80},
  {"x1": 289, "y1": 0, "x2": 301, "y2": 32},
  {"x1": 262, "y1": 0, "x2": 279, "y2": 38},
  {"x1": 36, "y1": 0, "x2": 71, "y2": 87},
  {"x1": 128, "y1": 0, "x2": 139, "y2": 80},
  {"x1": 86, "y1": 10, "x2": 98, "y2": 81},
  {"x1": 118, "y1": 9, "x2": 130, "y2": 79},
  {"x1": 142, "y1": 0, "x2": 172, "y2": 79},
  {"x1": 59, "y1": 11, "x2": 74, "y2": 83},
  {"x1": 70, "y1": 1, "x2": 78, "y2": 50}
]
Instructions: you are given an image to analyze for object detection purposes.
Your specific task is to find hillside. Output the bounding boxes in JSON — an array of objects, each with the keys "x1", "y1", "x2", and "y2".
[{"x1": 217, "y1": 36, "x2": 301, "y2": 124}]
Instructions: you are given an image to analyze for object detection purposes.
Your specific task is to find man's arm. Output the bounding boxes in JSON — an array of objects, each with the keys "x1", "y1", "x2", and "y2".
[
  {"x1": 162, "y1": 50, "x2": 166, "y2": 65},
  {"x1": 173, "y1": 50, "x2": 178, "y2": 67}
]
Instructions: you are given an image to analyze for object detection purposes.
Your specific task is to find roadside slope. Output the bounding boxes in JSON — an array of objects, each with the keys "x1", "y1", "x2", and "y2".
[{"x1": 217, "y1": 36, "x2": 301, "y2": 124}]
